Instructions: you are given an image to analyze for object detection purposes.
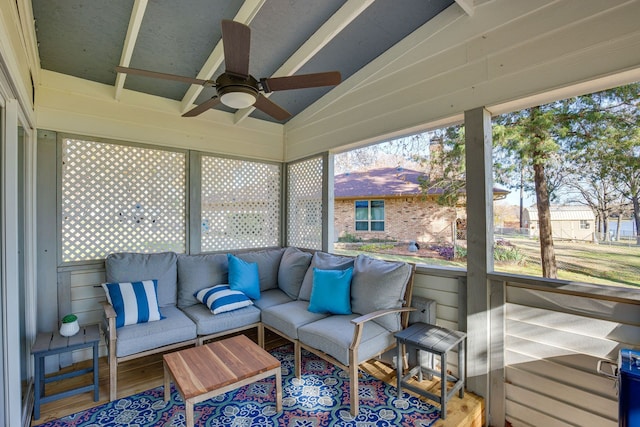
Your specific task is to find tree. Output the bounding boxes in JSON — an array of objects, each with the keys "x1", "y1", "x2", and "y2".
[
  {"x1": 560, "y1": 83, "x2": 640, "y2": 243},
  {"x1": 615, "y1": 144, "x2": 640, "y2": 243},
  {"x1": 494, "y1": 106, "x2": 559, "y2": 278},
  {"x1": 333, "y1": 134, "x2": 429, "y2": 175}
]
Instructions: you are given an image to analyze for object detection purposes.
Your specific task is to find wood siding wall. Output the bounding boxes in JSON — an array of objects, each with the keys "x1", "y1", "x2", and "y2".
[
  {"x1": 56, "y1": 264, "x2": 107, "y2": 366},
  {"x1": 497, "y1": 276, "x2": 639, "y2": 427},
  {"x1": 413, "y1": 266, "x2": 467, "y2": 378}
]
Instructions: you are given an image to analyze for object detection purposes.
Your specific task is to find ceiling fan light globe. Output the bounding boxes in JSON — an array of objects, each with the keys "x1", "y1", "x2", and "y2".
[{"x1": 220, "y1": 91, "x2": 256, "y2": 109}]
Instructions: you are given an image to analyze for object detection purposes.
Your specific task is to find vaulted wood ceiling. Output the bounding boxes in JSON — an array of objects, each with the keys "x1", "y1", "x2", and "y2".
[{"x1": 31, "y1": 0, "x2": 478, "y2": 124}]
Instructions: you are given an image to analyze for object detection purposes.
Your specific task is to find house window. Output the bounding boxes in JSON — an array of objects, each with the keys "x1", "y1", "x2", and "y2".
[
  {"x1": 580, "y1": 220, "x2": 590, "y2": 229},
  {"x1": 355, "y1": 200, "x2": 385, "y2": 231}
]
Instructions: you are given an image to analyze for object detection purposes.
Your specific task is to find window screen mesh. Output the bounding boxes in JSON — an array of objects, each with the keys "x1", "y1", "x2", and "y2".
[
  {"x1": 61, "y1": 138, "x2": 186, "y2": 262},
  {"x1": 201, "y1": 156, "x2": 281, "y2": 251},
  {"x1": 287, "y1": 157, "x2": 323, "y2": 249}
]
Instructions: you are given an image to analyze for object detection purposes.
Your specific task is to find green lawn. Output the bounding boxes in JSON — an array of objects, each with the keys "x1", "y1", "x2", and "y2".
[
  {"x1": 495, "y1": 239, "x2": 640, "y2": 287},
  {"x1": 334, "y1": 239, "x2": 640, "y2": 288}
]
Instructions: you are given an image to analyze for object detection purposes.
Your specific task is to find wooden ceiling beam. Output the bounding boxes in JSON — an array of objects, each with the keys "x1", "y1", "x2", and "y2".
[
  {"x1": 114, "y1": 0, "x2": 148, "y2": 100},
  {"x1": 179, "y1": 0, "x2": 266, "y2": 114},
  {"x1": 233, "y1": 0, "x2": 376, "y2": 125}
]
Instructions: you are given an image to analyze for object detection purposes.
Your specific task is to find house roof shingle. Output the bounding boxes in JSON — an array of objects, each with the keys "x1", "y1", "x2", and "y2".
[
  {"x1": 334, "y1": 167, "x2": 429, "y2": 198},
  {"x1": 334, "y1": 167, "x2": 510, "y2": 199}
]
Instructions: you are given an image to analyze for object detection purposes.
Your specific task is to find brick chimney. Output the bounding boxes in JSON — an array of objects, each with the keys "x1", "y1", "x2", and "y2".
[{"x1": 429, "y1": 137, "x2": 444, "y2": 181}]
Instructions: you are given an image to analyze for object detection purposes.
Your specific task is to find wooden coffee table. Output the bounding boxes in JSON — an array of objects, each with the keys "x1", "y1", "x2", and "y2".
[{"x1": 163, "y1": 334, "x2": 282, "y2": 427}]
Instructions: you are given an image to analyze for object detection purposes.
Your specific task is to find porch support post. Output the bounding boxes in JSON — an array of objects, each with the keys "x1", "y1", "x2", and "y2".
[
  {"x1": 464, "y1": 107, "x2": 493, "y2": 425},
  {"x1": 322, "y1": 152, "x2": 334, "y2": 252},
  {"x1": 2, "y1": 98, "x2": 21, "y2": 427}
]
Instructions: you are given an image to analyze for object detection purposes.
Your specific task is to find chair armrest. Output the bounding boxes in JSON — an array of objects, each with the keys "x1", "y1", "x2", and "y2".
[
  {"x1": 102, "y1": 301, "x2": 116, "y2": 319},
  {"x1": 102, "y1": 301, "x2": 117, "y2": 342},
  {"x1": 351, "y1": 307, "x2": 416, "y2": 327},
  {"x1": 350, "y1": 307, "x2": 416, "y2": 351}
]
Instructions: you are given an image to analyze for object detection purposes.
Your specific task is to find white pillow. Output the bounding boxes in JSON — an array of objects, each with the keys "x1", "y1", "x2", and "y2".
[
  {"x1": 194, "y1": 284, "x2": 253, "y2": 314},
  {"x1": 102, "y1": 280, "x2": 163, "y2": 328}
]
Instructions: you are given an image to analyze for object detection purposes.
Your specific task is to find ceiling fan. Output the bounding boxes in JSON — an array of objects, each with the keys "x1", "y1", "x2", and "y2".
[{"x1": 116, "y1": 20, "x2": 341, "y2": 121}]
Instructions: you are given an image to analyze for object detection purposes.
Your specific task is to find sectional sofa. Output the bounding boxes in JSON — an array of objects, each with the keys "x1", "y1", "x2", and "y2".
[{"x1": 102, "y1": 247, "x2": 415, "y2": 415}]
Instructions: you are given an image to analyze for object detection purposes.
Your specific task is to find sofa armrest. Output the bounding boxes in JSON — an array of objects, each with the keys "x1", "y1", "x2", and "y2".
[{"x1": 350, "y1": 307, "x2": 416, "y2": 350}]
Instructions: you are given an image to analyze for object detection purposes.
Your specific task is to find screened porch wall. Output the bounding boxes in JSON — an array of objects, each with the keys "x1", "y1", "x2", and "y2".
[
  {"x1": 37, "y1": 130, "x2": 329, "y2": 368},
  {"x1": 36, "y1": 130, "x2": 638, "y2": 427}
]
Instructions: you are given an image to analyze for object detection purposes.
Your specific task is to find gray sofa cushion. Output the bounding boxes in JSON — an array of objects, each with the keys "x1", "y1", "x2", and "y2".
[
  {"x1": 236, "y1": 248, "x2": 285, "y2": 291},
  {"x1": 261, "y1": 300, "x2": 328, "y2": 339},
  {"x1": 297, "y1": 252, "x2": 354, "y2": 301},
  {"x1": 181, "y1": 303, "x2": 261, "y2": 336},
  {"x1": 351, "y1": 255, "x2": 412, "y2": 331},
  {"x1": 298, "y1": 315, "x2": 395, "y2": 366},
  {"x1": 278, "y1": 247, "x2": 312, "y2": 299},
  {"x1": 177, "y1": 253, "x2": 228, "y2": 308},
  {"x1": 105, "y1": 252, "x2": 178, "y2": 308},
  {"x1": 252, "y1": 288, "x2": 294, "y2": 311},
  {"x1": 114, "y1": 305, "x2": 196, "y2": 358}
]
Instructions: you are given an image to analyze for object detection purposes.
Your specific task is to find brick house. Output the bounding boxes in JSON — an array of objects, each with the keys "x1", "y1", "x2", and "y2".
[{"x1": 334, "y1": 167, "x2": 508, "y2": 244}]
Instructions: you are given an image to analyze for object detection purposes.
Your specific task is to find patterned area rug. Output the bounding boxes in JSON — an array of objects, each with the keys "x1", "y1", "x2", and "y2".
[{"x1": 39, "y1": 345, "x2": 439, "y2": 426}]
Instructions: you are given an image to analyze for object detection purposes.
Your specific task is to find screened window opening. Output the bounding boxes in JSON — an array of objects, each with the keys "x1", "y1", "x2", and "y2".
[{"x1": 355, "y1": 200, "x2": 385, "y2": 231}]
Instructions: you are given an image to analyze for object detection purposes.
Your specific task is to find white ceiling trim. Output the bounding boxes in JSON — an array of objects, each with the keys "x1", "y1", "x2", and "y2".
[
  {"x1": 233, "y1": 0, "x2": 376, "y2": 124},
  {"x1": 114, "y1": 0, "x2": 148, "y2": 100},
  {"x1": 455, "y1": 0, "x2": 475, "y2": 16},
  {"x1": 179, "y1": 0, "x2": 266, "y2": 114}
]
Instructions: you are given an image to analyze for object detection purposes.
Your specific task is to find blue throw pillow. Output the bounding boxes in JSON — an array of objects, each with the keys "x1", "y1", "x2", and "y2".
[
  {"x1": 227, "y1": 254, "x2": 261, "y2": 300},
  {"x1": 194, "y1": 284, "x2": 253, "y2": 314},
  {"x1": 102, "y1": 280, "x2": 164, "y2": 328},
  {"x1": 308, "y1": 267, "x2": 353, "y2": 315}
]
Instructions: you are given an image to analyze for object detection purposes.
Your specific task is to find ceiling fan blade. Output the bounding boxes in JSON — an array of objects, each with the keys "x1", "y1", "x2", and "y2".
[
  {"x1": 182, "y1": 96, "x2": 221, "y2": 117},
  {"x1": 253, "y1": 94, "x2": 291, "y2": 121},
  {"x1": 115, "y1": 66, "x2": 212, "y2": 86},
  {"x1": 261, "y1": 71, "x2": 341, "y2": 93},
  {"x1": 221, "y1": 20, "x2": 251, "y2": 78}
]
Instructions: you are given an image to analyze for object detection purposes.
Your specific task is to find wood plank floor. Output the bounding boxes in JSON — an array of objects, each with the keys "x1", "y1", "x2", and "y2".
[{"x1": 31, "y1": 331, "x2": 483, "y2": 426}]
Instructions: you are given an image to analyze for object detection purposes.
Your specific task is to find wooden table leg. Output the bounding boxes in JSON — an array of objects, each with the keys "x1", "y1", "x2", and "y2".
[
  {"x1": 185, "y1": 399, "x2": 194, "y2": 427},
  {"x1": 396, "y1": 343, "x2": 403, "y2": 397},
  {"x1": 275, "y1": 367, "x2": 283, "y2": 412},
  {"x1": 93, "y1": 341, "x2": 99, "y2": 401},
  {"x1": 163, "y1": 362, "x2": 171, "y2": 402}
]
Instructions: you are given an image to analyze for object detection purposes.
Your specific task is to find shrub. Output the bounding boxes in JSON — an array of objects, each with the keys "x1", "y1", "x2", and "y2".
[
  {"x1": 338, "y1": 233, "x2": 361, "y2": 243},
  {"x1": 429, "y1": 244, "x2": 458, "y2": 260},
  {"x1": 493, "y1": 243, "x2": 525, "y2": 264},
  {"x1": 455, "y1": 245, "x2": 467, "y2": 259}
]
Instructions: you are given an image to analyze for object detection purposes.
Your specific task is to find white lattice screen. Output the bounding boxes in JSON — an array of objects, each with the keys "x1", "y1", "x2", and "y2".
[
  {"x1": 201, "y1": 156, "x2": 281, "y2": 251},
  {"x1": 61, "y1": 138, "x2": 186, "y2": 262},
  {"x1": 287, "y1": 157, "x2": 323, "y2": 250}
]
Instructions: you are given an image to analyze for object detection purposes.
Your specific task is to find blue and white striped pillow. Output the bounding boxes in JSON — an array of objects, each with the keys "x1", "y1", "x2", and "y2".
[
  {"x1": 194, "y1": 284, "x2": 253, "y2": 314},
  {"x1": 102, "y1": 280, "x2": 163, "y2": 328}
]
